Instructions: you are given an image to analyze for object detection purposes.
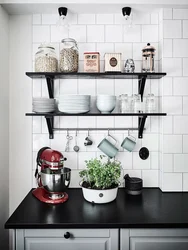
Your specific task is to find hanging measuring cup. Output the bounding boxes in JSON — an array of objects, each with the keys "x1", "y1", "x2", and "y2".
[
  {"x1": 97, "y1": 129, "x2": 118, "y2": 158},
  {"x1": 84, "y1": 129, "x2": 93, "y2": 146},
  {"x1": 121, "y1": 130, "x2": 136, "y2": 152}
]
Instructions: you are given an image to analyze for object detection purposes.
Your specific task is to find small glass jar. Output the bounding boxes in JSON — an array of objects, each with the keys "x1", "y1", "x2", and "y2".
[
  {"x1": 35, "y1": 44, "x2": 58, "y2": 72},
  {"x1": 146, "y1": 94, "x2": 156, "y2": 112},
  {"x1": 133, "y1": 94, "x2": 142, "y2": 113},
  {"x1": 59, "y1": 38, "x2": 79, "y2": 72},
  {"x1": 119, "y1": 94, "x2": 129, "y2": 113},
  {"x1": 124, "y1": 59, "x2": 135, "y2": 73}
]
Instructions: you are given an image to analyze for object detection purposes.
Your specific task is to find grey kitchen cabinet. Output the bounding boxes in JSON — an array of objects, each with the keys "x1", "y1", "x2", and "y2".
[
  {"x1": 15, "y1": 228, "x2": 119, "y2": 250},
  {"x1": 120, "y1": 229, "x2": 188, "y2": 250},
  {"x1": 14, "y1": 228, "x2": 188, "y2": 250}
]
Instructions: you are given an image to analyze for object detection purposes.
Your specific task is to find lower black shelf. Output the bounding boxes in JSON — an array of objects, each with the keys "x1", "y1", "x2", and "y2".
[
  {"x1": 26, "y1": 112, "x2": 166, "y2": 117},
  {"x1": 26, "y1": 112, "x2": 166, "y2": 139}
]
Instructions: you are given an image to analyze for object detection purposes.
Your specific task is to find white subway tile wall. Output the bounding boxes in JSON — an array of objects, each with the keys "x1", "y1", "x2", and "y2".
[
  {"x1": 163, "y1": 9, "x2": 172, "y2": 20},
  {"x1": 162, "y1": 173, "x2": 182, "y2": 191},
  {"x1": 160, "y1": 8, "x2": 188, "y2": 191},
  {"x1": 32, "y1": 9, "x2": 188, "y2": 191},
  {"x1": 163, "y1": 20, "x2": 182, "y2": 38}
]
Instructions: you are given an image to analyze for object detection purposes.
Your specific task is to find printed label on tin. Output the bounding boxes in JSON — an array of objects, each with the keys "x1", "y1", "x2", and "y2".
[{"x1": 109, "y1": 57, "x2": 118, "y2": 67}]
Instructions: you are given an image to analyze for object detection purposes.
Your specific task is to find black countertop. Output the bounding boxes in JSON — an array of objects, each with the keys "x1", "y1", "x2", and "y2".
[{"x1": 5, "y1": 188, "x2": 188, "y2": 229}]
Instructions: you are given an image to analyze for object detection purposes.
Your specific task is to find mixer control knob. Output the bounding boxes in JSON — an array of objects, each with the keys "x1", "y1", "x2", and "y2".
[{"x1": 64, "y1": 232, "x2": 71, "y2": 239}]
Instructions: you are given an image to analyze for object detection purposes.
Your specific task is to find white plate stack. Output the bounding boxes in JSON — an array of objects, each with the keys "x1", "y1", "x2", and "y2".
[
  {"x1": 32, "y1": 98, "x2": 56, "y2": 113},
  {"x1": 58, "y1": 95, "x2": 91, "y2": 114}
]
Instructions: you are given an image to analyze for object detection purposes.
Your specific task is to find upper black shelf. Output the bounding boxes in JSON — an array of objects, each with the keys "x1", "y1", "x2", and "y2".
[{"x1": 26, "y1": 72, "x2": 166, "y2": 80}]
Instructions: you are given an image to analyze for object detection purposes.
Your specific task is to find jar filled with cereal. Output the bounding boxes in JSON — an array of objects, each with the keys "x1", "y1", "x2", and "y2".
[
  {"x1": 60, "y1": 38, "x2": 79, "y2": 72},
  {"x1": 35, "y1": 44, "x2": 58, "y2": 72}
]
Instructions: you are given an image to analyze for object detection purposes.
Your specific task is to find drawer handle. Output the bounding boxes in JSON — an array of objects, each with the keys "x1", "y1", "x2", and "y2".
[{"x1": 64, "y1": 232, "x2": 71, "y2": 239}]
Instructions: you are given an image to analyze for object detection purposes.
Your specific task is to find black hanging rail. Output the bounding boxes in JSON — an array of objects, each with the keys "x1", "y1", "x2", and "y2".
[{"x1": 26, "y1": 112, "x2": 167, "y2": 139}]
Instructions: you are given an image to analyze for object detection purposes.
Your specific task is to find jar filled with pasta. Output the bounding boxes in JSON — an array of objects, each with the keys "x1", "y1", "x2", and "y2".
[
  {"x1": 35, "y1": 44, "x2": 58, "y2": 72},
  {"x1": 59, "y1": 38, "x2": 79, "y2": 72}
]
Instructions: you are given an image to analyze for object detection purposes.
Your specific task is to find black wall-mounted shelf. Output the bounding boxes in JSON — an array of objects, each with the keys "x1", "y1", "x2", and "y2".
[
  {"x1": 26, "y1": 72, "x2": 166, "y2": 100},
  {"x1": 26, "y1": 112, "x2": 167, "y2": 139},
  {"x1": 26, "y1": 72, "x2": 167, "y2": 139},
  {"x1": 26, "y1": 112, "x2": 166, "y2": 117},
  {"x1": 26, "y1": 72, "x2": 166, "y2": 79}
]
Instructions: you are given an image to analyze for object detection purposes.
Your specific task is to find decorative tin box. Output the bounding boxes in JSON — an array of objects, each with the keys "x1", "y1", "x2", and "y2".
[
  {"x1": 104, "y1": 53, "x2": 122, "y2": 72},
  {"x1": 84, "y1": 52, "x2": 100, "y2": 72}
]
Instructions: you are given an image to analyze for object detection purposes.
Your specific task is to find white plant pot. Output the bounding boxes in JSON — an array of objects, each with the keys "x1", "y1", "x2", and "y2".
[{"x1": 81, "y1": 186, "x2": 118, "y2": 204}]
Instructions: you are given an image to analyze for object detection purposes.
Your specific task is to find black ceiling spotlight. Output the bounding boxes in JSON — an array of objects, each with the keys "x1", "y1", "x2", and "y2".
[
  {"x1": 122, "y1": 7, "x2": 132, "y2": 20},
  {"x1": 58, "y1": 7, "x2": 68, "y2": 18}
]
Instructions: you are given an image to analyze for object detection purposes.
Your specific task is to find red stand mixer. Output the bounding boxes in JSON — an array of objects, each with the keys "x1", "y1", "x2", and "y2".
[{"x1": 32, "y1": 147, "x2": 71, "y2": 204}]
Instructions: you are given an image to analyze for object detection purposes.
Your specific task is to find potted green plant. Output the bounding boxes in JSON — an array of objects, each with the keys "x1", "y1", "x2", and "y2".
[{"x1": 79, "y1": 155, "x2": 122, "y2": 204}]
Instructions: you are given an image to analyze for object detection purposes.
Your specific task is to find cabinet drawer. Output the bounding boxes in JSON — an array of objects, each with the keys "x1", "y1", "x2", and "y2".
[
  {"x1": 16, "y1": 229, "x2": 119, "y2": 250},
  {"x1": 24, "y1": 229, "x2": 110, "y2": 238},
  {"x1": 130, "y1": 237, "x2": 188, "y2": 250},
  {"x1": 25, "y1": 237, "x2": 111, "y2": 250},
  {"x1": 120, "y1": 229, "x2": 188, "y2": 250}
]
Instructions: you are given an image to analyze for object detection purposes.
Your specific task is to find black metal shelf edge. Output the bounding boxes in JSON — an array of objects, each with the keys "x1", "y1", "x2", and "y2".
[
  {"x1": 26, "y1": 72, "x2": 166, "y2": 79},
  {"x1": 25, "y1": 112, "x2": 167, "y2": 117}
]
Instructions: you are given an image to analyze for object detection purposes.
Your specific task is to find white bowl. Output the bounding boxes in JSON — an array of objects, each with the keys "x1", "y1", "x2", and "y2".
[
  {"x1": 96, "y1": 99, "x2": 116, "y2": 114},
  {"x1": 97, "y1": 95, "x2": 116, "y2": 98},
  {"x1": 81, "y1": 186, "x2": 118, "y2": 204}
]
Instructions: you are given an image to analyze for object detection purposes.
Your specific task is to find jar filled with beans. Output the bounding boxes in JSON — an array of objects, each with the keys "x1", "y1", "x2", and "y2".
[
  {"x1": 35, "y1": 44, "x2": 58, "y2": 72},
  {"x1": 60, "y1": 38, "x2": 79, "y2": 72}
]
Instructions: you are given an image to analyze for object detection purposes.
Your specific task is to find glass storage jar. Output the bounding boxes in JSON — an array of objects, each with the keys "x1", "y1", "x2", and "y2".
[
  {"x1": 59, "y1": 38, "x2": 79, "y2": 72},
  {"x1": 35, "y1": 44, "x2": 58, "y2": 72}
]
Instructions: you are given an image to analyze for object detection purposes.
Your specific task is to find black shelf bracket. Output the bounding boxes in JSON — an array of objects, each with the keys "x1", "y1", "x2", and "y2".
[
  {"x1": 46, "y1": 76, "x2": 54, "y2": 99},
  {"x1": 138, "y1": 115, "x2": 147, "y2": 139},
  {"x1": 45, "y1": 116, "x2": 54, "y2": 139},
  {"x1": 138, "y1": 75, "x2": 147, "y2": 101},
  {"x1": 138, "y1": 76, "x2": 147, "y2": 138}
]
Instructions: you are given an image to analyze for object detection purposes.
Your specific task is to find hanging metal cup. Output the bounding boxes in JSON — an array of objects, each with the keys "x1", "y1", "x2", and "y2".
[
  {"x1": 121, "y1": 130, "x2": 136, "y2": 152},
  {"x1": 97, "y1": 129, "x2": 118, "y2": 158},
  {"x1": 84, "y1": 129, "x2": 93, "y2": 146}
]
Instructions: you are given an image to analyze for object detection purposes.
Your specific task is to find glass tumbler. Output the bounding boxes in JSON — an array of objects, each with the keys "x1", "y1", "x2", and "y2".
[
  {"x1": 133, "y1": 94, "x2": 142, "y2": 113},
  {"x1": 146, "y1": 94, "x2": 156, "y2": 112},
  {"x1": 119, "y1": 94, "x2": 129, "y2": 113}
]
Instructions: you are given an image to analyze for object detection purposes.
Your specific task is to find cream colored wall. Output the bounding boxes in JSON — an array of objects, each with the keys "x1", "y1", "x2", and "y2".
[
  {"x1": 0, "y1": 5, "x2": 9, "y2": 250},
  {"x1": 9, "y1": 15, "x2": 32, "y2": 214}
]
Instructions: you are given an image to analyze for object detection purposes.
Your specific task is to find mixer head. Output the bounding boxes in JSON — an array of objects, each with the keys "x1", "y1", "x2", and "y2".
[{"x1": 36, "y1": 147, "x2": 67, "y2": 170}]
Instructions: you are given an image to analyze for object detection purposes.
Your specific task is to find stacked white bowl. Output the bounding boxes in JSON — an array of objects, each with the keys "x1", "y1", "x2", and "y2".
[
  {"x1": 58, "y1": 95, "x2": 91, "y2": 114},
  {"x1": 32, "y1": 98, "x2": 56, "y2": 113},
  {"x1": 96, "y1": 95, "x2": 116, "y2": 114}
]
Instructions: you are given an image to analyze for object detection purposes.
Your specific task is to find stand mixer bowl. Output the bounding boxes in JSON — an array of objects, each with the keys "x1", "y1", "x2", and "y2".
[{"x1": 40, "y1": 167, "x2": 71, "y2": 193}]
